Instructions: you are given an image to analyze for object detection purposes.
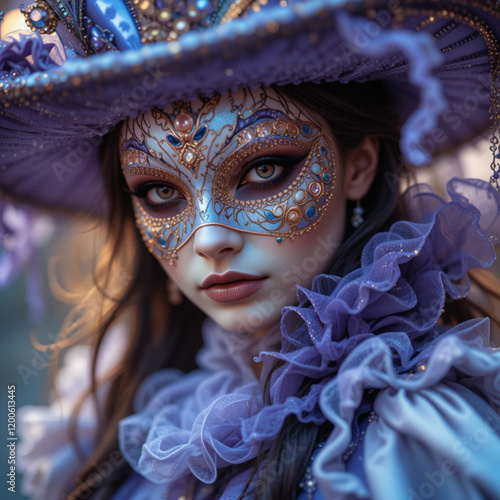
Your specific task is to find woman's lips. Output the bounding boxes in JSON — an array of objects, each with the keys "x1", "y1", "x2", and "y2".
[{"x1": 202, "y1": 277, "x2": 267, "y2": 303}]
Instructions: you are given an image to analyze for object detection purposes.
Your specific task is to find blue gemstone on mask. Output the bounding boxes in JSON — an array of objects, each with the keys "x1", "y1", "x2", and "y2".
[
  {"x1": 321, "y1": 146, "x2": 327, "y2": 155},
  {"x1": 146, "y1": 228, "x2": 152, "y2": 239},
  {"x1": 302, "y1": 124, "x2": 311, "y2": 135},
  {"x1": 196, "y1": 0, "x2": 209, "y2": 9},
  {"x1": 311, "y1": 162, "x2": 321, "y2": 174},
  {"x1": 194, "y1": 126, "x2": 206, "y2": 141},
  {"x1": 306, "y1": 206, "x2": 317, "y2": 218},
  {"x1": 167, "y1": 134, "x2": 181, "y2": 146},
  {"x1": 158, "y1": 237, "x2": 167, "y2": 247},
  {"x1": 265, "y1": 211, "x2": 276, "y2": 220},
  {"x1": 323, "y1": 173, "x2": 330, "y2": 183}
]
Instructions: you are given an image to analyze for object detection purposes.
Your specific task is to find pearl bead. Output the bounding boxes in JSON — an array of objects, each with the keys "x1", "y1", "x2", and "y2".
[{"x1": 175, "y1": 113, "x2": 193, "y2": 132}]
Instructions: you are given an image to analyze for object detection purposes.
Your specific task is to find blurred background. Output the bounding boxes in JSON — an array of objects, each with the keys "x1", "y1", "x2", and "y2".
[
  {"x1": 0, "y1": 1, "x2": 499, "y2": 498},
  {"x1": 0, "y1": 5, "x2": 93, "y2": 498}
]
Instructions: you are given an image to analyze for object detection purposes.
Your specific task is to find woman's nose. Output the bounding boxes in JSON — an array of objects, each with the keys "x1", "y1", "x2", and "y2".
[{"x1": 192, "y1": 224, "x2": 244, "y2": 260}]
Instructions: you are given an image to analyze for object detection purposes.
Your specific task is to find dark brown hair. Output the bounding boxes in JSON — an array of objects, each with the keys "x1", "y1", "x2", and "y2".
[{"x1": 47, "y1": 81, "x2": 500, "y2": 500}]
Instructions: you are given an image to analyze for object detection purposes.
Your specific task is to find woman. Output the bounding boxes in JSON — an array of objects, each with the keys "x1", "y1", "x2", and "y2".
[{"x1": 2, "y1": 1, "x2": 500, "y2": 499}]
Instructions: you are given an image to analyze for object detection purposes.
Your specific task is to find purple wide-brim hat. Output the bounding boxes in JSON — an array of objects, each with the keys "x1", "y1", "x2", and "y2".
[{"x1": 0, "y1": 0, "x2": 499, "y2": 215}]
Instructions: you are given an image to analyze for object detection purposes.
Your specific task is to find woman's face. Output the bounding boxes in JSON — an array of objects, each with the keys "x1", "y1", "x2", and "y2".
[{"x1": 119, "y1": 88, "x2": 347, "y2": 335}]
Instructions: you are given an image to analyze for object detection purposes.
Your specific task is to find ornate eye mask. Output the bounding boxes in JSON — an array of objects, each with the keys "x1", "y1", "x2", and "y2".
[{"x1": 121, "y1": 92, "x2": 337, "y2": 265}]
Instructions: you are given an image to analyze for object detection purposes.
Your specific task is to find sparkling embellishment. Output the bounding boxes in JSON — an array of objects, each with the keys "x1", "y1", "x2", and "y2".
[
  {"x1": 158, "y1": 9, "x2": 172, "y2": 22},
  {"x1": 351, "y1": 200, "x2": 365, "y2": 228},
  {"x1": 308, "y1": 181, "x2": 322, "y2": 197},
  {"x1": 194, "y1": 126, "x2": 207, "y2": 141},
  {"x1": 174, "y1": 112, "x2": 194, "y2": 133},
  {"x1": 23, "y1": 1, "x2": 57, "y2": 34},
  {"x1": 85, "y1": 16, "x2": 116, "y2": 53},
  {"x1": 272, "y1": 205, "x2": 284, "y2": 217},
  {"x1": 152, "y1": 100, "x2": 219, "y2": 177},
  {"x1": 122, "y1": 90, "x2": 337, "y2": 262},
  {"x1": 299, "y1": 442, "x2": 325, "y2": 500},
  {"x1": 286, "y1": 207, "x2": 301, "y2": 225},
  {"x1": 167, "y1": 134, "x2": 182, "y2": 146},
  {"x1": 137, "y1": 0, "x2": 154, "y2": 14},
  {"x1": 174, "y1": 18, "x2": 189, "y2": 33},
  {"x1": 257, "y1": 124, "x2": 271, "y2": 137},
  {"x1": 311, "y1": 162, "x2": 321, "y2": 174},
  {"x1": 244, "y1": 130, "x2": 254, "y2": 141},
  {"x1": 293, "y1": 189, "x2": 306, "y2": 203},
  {"x1": 133, "y1": 0, "x2": 216, "y2": 44},
  {"x1": 306, "y1": 206, "x2": 317, "y2": 219},
  {"x1": 30, "y1": 8, "x2": 49, "y2": 28}
]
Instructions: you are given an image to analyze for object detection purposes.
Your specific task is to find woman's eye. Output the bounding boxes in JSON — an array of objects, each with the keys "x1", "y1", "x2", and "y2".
[
  {"x1": 240, "y1": 164, "x2": 284, "y2": 186},
  {"x1": 125, "y1": 181, "x2": 184, "y2": 209},
  {"x1": 146, "y1": 185, "x2": 178, "y2": 205}
]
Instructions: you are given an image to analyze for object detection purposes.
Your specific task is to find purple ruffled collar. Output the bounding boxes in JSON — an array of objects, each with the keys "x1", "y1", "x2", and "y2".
[{"x1": 118, "y1": 178, "x2": 500, "y2": 488}]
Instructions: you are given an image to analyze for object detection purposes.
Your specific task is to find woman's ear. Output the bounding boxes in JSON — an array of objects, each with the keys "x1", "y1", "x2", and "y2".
[{"x1": 343, "y1": 136, "x2": 379, "y2": 200}]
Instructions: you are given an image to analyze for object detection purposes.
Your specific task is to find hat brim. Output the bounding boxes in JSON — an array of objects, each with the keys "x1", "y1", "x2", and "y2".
[{"x1": 0, "y1": 0, "x2": 499, "y2": 214}]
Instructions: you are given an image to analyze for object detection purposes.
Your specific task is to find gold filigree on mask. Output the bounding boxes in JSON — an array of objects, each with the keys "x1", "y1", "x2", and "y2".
[
  {"x1": 120, "y1": 89, "x2": 338, "y2": 264},
  {"x1": 150, "y1": 96, "x2": 219, "y2": 177}
]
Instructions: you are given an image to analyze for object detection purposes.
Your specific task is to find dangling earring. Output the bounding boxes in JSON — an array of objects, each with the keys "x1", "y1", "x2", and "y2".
[
  {"x1": 166, "y1": 278, "x2": 183, "y2": 306},
  {"x1": 351, "y1": 200, "x2": 364, "y2": 228}
]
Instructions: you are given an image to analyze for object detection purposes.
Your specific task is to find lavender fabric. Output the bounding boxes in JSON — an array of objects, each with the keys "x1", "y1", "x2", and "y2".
[{"x1": 16, "y1": 178, "x2": 500, "y2": 499}]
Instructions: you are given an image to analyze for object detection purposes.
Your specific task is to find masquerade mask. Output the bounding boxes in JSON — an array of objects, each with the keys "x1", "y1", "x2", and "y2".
[{"x1": 120, "y1": 89, "x2": 337, "y2": 265}]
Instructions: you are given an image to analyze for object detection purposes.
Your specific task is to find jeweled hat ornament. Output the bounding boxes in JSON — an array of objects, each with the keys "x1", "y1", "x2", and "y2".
[{"x1": 0, "y1": 0, "x2": 500, "y2": 219}]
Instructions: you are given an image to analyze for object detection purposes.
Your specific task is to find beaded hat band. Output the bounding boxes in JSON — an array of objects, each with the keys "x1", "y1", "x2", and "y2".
[{"x1": 0, "y1": 0, "x2": 499, "y2": 213}]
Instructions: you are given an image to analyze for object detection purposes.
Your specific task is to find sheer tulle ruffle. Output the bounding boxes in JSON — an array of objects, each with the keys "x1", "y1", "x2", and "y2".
[
  {"x1": 16, "y1": 178, "x2": 500, "y2": 498},
  {"x1": 118, "y1": 178, "x2": 500, "y2": 494}
]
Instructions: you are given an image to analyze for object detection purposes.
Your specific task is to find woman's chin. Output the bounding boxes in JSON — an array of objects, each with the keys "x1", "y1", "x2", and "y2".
[{"x1": 205, "y1": 305, "x2": 282, "y2": 336}]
